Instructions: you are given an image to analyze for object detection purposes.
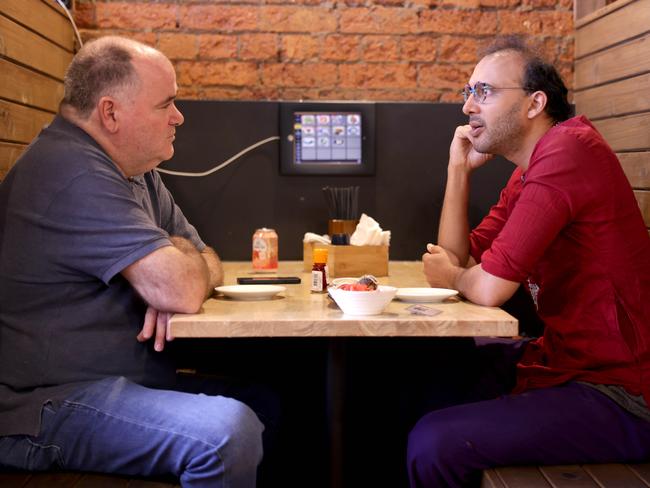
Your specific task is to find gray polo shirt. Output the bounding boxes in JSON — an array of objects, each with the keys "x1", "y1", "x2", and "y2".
[{"x1": 0, "y1": 116, "x2": 205, "y2": 436}]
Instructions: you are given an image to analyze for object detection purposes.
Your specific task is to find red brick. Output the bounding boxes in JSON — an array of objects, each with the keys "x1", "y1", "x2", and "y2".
[
  {"x1": 278, "y1": 88, "x2": 323, "y2": 100},
  {"x1": 557, "y1": 36, "x2": 574, "y2": 64},
  {"x1": 371, "y1": 0, "x2": 406, "y2": 6},
  {"x1": 522, "y1": 0, "x2": 572, "y2": 7},
  {"x1": 240, "y1": 34, "x2": 279, "y2": 61},
  {"x1": 440, "y1": 90, "x2": 464, "y2": 102},
  {"x1": 438, "y1": 35, "x2": 479, "y2": 63},
  {"x1": 419, "y1": 64, "x2": 473, "y2": 90},
  {"x1": 340, "y1": 7, "x2": 419, "y2": 34},
  {"x1": 81, "y1": 30, "x2": 157, "y2": 47},
  {"x1": 419, "y1": 10, "x2": 498, "y2": 35},
  {"x1": 438, "y1": 0, "x2": 482, "y2": 7},
  {"x1": 176, "y1": 61, "x2": 259, "y2": 87},
  {"x1": 339, "y1": 63, "x2": 417, "y2": 88},
  {"x1": 96, "y1": 3, "x2": 177, "y2": 30},
  {"x1": 321, "y1": 35, "x2": 361, "y2": 61},
  {"x1": 198, "y1": 35, "x2": 238, "y2": 59},
  {"x1": 281, "y1": 35, "x2": 320, "y2": 61},
  {"x1": 262, "y1": 63, "x2": 338, "y2": 88},
  {"x1": 498, "y1": 11, "x2": 573, "y2": 36},
  {"x1": 200, "y1": 86, "x2": 281, "y2": 100},
  {"x1": 361, "y1": 35, "x2": 400, "y2": 62},
  {"x1": 260, "y1": 7, "x2": 337, "y2": 33},
  {"x1": 158, "y1": 33, "x2": 198, "y2": 60},
  {"x1": 73, "y1": 1, "x2": 96, "y2": 29},
  {"x1": 400, "y1": 36, "x2": 437, "y2": 62},
  {"x1": 179, "y1": 5, "x2": 258, "y2": 32},
  {"x1": 476, "y1": 0, "x2": 521, "y2": 6}
]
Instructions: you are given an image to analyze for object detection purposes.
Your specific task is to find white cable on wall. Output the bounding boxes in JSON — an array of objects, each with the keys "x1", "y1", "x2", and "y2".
[
  {"x1": 54, "y1": 0, "x2": 84, "y2": 49},
  {"x1": 156, "y1": 136, "x2": 280, "y2": 177}
]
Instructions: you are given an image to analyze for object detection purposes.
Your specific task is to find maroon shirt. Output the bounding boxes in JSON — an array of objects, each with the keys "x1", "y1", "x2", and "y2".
[{"x1": 469, "y1": 116, "x2": 650, "y2": 403}]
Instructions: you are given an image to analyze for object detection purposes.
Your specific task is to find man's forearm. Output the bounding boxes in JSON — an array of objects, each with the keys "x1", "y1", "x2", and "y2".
[
  {"x1": 201, "y1": 247, "x2": 224, "y2": 292},
  {"x1": 438, "y1": 166, "x2": 472, "y2": 266}
]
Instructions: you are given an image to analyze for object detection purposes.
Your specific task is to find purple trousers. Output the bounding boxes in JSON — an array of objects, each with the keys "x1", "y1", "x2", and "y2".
[{"x1": 407, "y1": 339, "x2": 650, "y2": 488}]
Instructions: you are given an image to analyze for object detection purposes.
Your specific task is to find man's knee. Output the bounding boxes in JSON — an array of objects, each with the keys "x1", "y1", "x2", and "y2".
[{"x1": 204, "y1": 397, "x2": 264, "y2": 466}]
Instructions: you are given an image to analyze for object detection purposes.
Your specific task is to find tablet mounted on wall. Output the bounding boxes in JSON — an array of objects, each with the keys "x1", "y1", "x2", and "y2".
[{"x1": 279, "y1": 101, "x2": 376, "y2": 176}]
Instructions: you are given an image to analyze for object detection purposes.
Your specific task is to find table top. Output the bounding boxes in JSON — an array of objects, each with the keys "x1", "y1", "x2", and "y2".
[{"x1": 169, "y1": 261, "x2": 518, "y2": 338}]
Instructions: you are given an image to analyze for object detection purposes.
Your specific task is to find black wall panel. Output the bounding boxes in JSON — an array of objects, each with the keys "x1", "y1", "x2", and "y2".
[{"x1": 161, "y1": 100, "x2": 514, "y2": 261}]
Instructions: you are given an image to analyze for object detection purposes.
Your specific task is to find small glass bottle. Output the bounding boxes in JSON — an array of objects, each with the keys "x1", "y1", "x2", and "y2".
[{"x1": 311, "y1": 248, "x2": 328, "y2": 293}]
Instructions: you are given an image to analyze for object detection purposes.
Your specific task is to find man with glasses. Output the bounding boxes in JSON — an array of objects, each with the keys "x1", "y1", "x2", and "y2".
[{"x1": 407, "y1": 35, "x2": 650, "y2": 487}]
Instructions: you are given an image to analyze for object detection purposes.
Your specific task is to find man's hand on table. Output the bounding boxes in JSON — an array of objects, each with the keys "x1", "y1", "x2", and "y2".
[
  {"x1": 137, "y1": 305, "x2": 173, "y2": 352},
  {"x1": 422, "y1": 243, "x2": 462, "y2": 289}
]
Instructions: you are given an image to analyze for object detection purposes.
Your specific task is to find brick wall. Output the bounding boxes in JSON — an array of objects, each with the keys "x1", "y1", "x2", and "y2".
[{"x1": 74, "y1": 0, "x2": 574, "y2": 102}]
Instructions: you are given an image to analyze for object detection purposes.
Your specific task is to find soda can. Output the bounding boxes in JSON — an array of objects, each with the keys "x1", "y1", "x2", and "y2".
[{"x1": 252, "y1": 228, "x2": 278, "y2": 272}]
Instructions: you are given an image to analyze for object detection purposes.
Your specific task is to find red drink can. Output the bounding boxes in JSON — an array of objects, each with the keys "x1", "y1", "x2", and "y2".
[{"x1": 252, "y1": 228, "x2": 278, "y2": 272}]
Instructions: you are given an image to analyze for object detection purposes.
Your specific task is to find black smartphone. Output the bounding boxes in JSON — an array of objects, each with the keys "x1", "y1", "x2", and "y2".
[{"x1": 237, "y1": 276, "x2": 301, "y2": 285}]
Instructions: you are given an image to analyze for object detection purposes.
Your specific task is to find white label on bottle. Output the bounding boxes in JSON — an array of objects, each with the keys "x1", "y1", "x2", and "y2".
[{"x1": 311, "y1": 270, "x2": 324, "y2": 292}]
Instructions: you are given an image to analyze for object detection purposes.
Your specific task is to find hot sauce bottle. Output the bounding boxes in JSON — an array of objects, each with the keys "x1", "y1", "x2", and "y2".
[{"x1": 311, "y1": 248, "x2": 328, "y2": 293}]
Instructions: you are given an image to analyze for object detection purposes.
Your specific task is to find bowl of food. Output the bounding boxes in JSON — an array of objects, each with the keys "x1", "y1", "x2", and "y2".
[{"x1": 328, "y1": 275, "x2": 397, "y2": 316}]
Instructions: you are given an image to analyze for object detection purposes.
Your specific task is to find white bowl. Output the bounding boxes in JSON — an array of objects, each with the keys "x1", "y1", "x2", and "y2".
[{"x1": 328, "y1": 285, "x2": 397, "y2": 316}]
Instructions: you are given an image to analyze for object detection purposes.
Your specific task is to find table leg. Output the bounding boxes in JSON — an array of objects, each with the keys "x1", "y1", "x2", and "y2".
[{"x1": 327, "y1": 338, "x2": 346, "y2": 488}]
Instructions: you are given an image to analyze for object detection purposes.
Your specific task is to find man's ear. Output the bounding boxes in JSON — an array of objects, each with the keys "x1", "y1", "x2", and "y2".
[
  {"x1": 527, "y1": 91, "x2": 548, "y2": 120},
  {"x1": 96, "y1": 96, "x2": 119, "y2": 133}
]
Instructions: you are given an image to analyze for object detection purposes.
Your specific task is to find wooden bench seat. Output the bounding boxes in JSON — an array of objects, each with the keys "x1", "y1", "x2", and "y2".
[
  {"x1": 0, "y1": 471, "x2": 178, "y2": 487},
  {"x1": 482, "y1": 463, "x2": 650, "y2": 488}
]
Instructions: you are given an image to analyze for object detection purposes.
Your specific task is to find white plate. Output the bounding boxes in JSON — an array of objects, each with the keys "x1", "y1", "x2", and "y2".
[
  {"x1": 395, "y1": 287, "x2": 458, "y2": 303},
  {"x1": 215, "y1": 285, "x2": 286, "y2": 301}
]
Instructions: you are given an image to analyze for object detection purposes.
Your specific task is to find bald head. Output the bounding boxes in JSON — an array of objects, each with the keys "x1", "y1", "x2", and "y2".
[{"x1": 61, "y1": 36, "x2": 166, "y2": 119}]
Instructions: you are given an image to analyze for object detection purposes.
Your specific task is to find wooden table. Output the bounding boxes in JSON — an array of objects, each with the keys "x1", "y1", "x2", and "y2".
[
  {"x1": 170, "y1": 261, "x2": 518, "y2": 488},
  {"x1": 170, "y1": 261, "x2": 518, "y2": 339}
]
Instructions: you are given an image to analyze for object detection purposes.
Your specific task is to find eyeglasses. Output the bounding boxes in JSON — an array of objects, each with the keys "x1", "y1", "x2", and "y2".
[{"x1": 461, "y1": 82, "x2": 525, "y2": 103}]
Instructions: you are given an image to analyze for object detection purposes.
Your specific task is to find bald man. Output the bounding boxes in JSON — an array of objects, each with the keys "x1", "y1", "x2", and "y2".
[{"x1": 0, "y1": 37, "x2": 264, "y2": 487}]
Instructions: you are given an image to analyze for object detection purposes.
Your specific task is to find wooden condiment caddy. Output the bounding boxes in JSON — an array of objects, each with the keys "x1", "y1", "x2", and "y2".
[{"x1": 303, "y1": 242, "x2": 389, "y2": 277}]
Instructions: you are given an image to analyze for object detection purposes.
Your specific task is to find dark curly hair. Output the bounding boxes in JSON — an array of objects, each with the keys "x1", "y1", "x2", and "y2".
[
  {"x1": 61, "y1": 37, "x2": 142, "y2": 119},
  {"x1": 481, "y1": 35, "x2": 572, "y2": 123}
]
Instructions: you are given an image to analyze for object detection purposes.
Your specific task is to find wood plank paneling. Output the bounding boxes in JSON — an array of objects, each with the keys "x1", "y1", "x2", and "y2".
[
  {"x1": 0, "y1": 141, "x2": 27, "y2": 178},
  {"x1": 0, "y1": 0, "x2": 74, "y2": 51},
  {"x1": 584, "y1": 464, "x2": 648, "y2": 487},
  {"x1": 0, "y1": 58, "x2": 64, "y2": 112},
  {"x1": 0, "y1": 14, "x2": 73, "y2": 80},
  {"x1": 574, "y1": 0, "x2": 607, "y2": 23},
  {"x1": 629, "y1": 463, "x2": 650, "y2": 485},
  {"x1": 481, "y1": 469, "x2": 507, "y2": 488},
  {"x1": 493, "y1": 467, "x2": 551, "y2": 487},
  {"x1": 574, "y1": 73, "x2": 650, "y2": 120},
  {"x1": 574, "y1": 34, "x2": 650, "y2": 90},
  {"x1": 0, "y1": 99, "x2": 53, "y2": 145},
  {"x1": 618, "y1": 152, "x2": 650, "y2": 188},
  {"x1": 539, "y1": 465, "x2": 599, "y2": 487},
  {"x1": 575, "y1": 0, "x2": 650, "y2": 58},
  {"x1": 636, "y1": 190, "x2": 650, "y2": 226},
  {"x1": 593, "y1": 113, "x2": 650, "y2": 152}
]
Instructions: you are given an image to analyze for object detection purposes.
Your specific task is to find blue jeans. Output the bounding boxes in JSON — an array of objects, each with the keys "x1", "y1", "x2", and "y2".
[{"x1": 0, "y1": 376, "x2": 264, "y2": 488}]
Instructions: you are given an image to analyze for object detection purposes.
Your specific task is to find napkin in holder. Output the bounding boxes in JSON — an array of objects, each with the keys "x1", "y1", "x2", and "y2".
[{"x1": 303, "y1": 214, "x2": 390, "y2": 277}]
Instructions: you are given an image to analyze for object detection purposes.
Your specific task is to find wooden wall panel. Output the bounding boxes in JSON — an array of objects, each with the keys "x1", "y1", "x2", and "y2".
[
  {"x1": 573, "y1": 73, "x2": 650, "y2": 120},
  {"x1": 0, "y1": 141, "x2": 27, "y2": 179},
  {"x1": 575, "y1": 0, "x2": 650, "y2": 232},
  {"x1": 574, "y1": 33, "x2": 650, "y2": 90},
  {"x1": 0, "y1": 0, "x2": 73, "y2": 180},
  {"x1": 637, "y1": 191, "x2": 650, "y2": 226},
  {"x1": 0, "y1": 58, "x2": 63, "y2": 113},
  {"x1": 575, "y1": 0, "x2": 649, "y2": 58},
  {"x1": 0, "y1": 0, "x2": 74, "y2": 51},
  {"x1": 618, "y1": 152, "x2": 650, "y2": 188},
  {"x1": 592, "y1": 113, "x2": 650, "y2": 152},
  {"x1": 0, "y1": 14, "x2": 73, "y2": 81},
  {"x1": 0, "y1": 100, "x2": 54, "y2": 145}
]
